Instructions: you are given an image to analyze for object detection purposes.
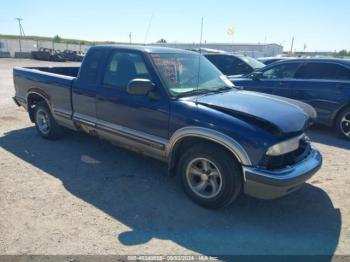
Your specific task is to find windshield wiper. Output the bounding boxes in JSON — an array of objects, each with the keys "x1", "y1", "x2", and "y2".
[
  {"x1": 176, "y1": 86, "x2": 234, "y2": 98},
  {"x1": 176, "y1": 89, "x2": 214, "y2": 98},
  {"x1": 215, "y1": 86, "x2": 234, "y2": 92}
]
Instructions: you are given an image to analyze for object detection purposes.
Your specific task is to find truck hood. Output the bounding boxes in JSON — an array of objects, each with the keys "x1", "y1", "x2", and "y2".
[{"x1": 193, "y1": 90, "x2": 316, "y2": 136}]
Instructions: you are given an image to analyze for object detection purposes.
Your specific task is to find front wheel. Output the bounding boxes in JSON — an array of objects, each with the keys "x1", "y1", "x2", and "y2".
[
  {"x1": 34, "y1": 102, "x2": 64, "y2": 139},
  {"x1": 178, "y1": 143, "x2": 243, "y2": 209},
  {"x1": 336, "y1": 107, "x2": 350, "y2": 140}
]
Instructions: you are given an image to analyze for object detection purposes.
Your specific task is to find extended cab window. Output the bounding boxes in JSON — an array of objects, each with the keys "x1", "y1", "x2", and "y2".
[
  {"x1": 78, "y1": 49, "x2": 103, "y2": 84},
  {"x1": 295, "y1": 62, "x2": 350, "y2": 80},
  {"x1": 262, "y1": 62, "x2": 300, "y2": 79},
  {"x1": 103, "y1": 52, "x2": 151, "y2": 90}
]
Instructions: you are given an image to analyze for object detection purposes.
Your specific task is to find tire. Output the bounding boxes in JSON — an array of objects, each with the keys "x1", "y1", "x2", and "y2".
[
  {"x1": 336, "y1": 106, "x2": 350, "y2": 140},
  {"x1": 178, "y1": 143, "x2": 243, "y2": 209},
  {"x1": 34, "y1": 101, "x2": 64, "y2": 139}
]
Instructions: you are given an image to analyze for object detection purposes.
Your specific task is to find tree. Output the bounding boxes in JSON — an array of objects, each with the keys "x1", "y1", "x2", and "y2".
[
  {"x1": 337, "y1": 50, "x2": 349, "y2": 57},
  {"x1": 53, "y1": 35, "x2": 61, "y2": 43},
  {"x1": 156, "y1": 38, "x2": 167, "y2": 44}
]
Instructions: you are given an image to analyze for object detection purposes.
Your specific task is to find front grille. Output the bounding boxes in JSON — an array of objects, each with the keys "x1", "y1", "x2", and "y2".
[{"x1": 259, "y1": 137, "x2": 311, "y2": 170}]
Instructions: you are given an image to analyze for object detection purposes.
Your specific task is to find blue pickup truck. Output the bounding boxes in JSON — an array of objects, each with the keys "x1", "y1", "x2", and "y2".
[{"x1": 13, "y1": 45, "x2": 322, "y2": 208}]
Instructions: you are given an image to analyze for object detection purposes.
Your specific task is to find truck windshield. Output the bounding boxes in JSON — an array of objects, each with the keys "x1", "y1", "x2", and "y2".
[
  {"x1": 239, "y1": 56, "x2": 265, "y2": 69},
  {"x1": 151, "y1": 53, "x2": 234, "y2": 97}
]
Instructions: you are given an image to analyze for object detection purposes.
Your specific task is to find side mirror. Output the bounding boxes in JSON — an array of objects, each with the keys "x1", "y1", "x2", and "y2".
[
  {"x1": 127, "y1": 79, "x2": 155, "y2": 96},
  {"x1": 252, "y1": 72, "x2": 263, "y2": 81}
]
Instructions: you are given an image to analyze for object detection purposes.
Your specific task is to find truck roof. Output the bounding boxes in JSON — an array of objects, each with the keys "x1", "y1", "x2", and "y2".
[
  {"x1": 274, "y1": 57, "x2": 350, "y2": 67},
  {"x1": 90, "y1": 45, "x2": 198, "y2": 55}
]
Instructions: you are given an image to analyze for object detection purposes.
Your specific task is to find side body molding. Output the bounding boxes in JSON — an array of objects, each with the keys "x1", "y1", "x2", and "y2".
[{"x1": 167, "y1": 126, "x2": 252, "y2": 166}]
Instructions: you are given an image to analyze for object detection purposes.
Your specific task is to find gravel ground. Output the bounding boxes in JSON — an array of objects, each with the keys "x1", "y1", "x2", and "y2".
[{"x1": 0, "y1": 59, "x2": 349, "y2": 257}]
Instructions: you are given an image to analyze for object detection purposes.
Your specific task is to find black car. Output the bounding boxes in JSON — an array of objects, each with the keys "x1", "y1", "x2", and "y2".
[
  {"x1": 32, "y1": 48, "x2": 51, "y2": 61},
  {"x1": 31, "y1": 48, "x2": 66, "y2": 62},
  {"x1": 258, "y1": 57, "x2": 294, "y2": 65},
  {"x1": 62, "y1": 50, "x2": 84, "y2": 62},
  {"x1": 231, "y1": 58, "x2": 350, "y2": 139},
  {"x1": 204, "y1": 53, "x2": 265, "y2": 77}
]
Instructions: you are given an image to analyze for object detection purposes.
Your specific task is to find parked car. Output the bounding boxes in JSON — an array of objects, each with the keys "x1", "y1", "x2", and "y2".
[
  {"x1": 230, "y1": 58, "x2": 350, "y2": 139},
  {"x1": 62, "y1": 50, "x2": 84, "y2": 61},
  {"x1": 204, "y1": 53, "x2": 265, "y2": 77},
  {"x1": 258, "y1": 56, "x2": 294, "y2": 65},
  {"x1": 13, "y1": 45, "x2": 322, "y2": 208},
  {"x1": 31, "y1": 48, "x2": 66, "y2": 62},
  {"x1": 31, "y1": 48, "x2": 51, "y2": 61},
  {"x1": 189, "y1": 48, "x2": 265, "y2": 77}
]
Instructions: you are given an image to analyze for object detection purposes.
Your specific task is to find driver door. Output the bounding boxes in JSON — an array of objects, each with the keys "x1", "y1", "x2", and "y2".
[{"x1": 95, "y1": 50, "x2": 169, "y2": 139}]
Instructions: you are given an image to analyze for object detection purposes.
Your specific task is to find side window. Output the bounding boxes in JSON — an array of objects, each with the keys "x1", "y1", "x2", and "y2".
[
  {"x1": 295, "y1": 62, "x2": 350, "y2": 80},
  {"x1": 78, "y1": 49, "x2": 103, "y2": 84},
  {"x1": 206, "y1": 55, "x2": 252, "y2": 76},
  {"x1": 335, "y1": 65, "x2": 350, "y2": 80},
  {"x1": 103, "y1": 52, "x2": 151, "y2": 90},
  {"x1": 234, "y1": 58, "x2": 253, "y2": 75},
  {"x1": 262, "y1": 63, "x2": 300, "y2": 79}
]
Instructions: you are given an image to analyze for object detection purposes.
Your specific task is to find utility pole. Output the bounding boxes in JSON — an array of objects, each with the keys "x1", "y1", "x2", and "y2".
[
  {"x1": 290, "y1": 36, "x2": 294, "y2": 56},
  {"x1": 16, "y1": 18, "x2": 25, "y2": 52}
]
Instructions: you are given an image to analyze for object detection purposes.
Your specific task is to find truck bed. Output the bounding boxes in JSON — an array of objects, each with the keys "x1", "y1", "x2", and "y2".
[{"x1": 13, "y1": 66, "x2": 79, "y2": 127}]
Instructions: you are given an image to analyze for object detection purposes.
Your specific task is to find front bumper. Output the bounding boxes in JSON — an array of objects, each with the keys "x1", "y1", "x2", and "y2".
[{"x1": 243, "y1": 148, "x2": 322, "y2": 200}]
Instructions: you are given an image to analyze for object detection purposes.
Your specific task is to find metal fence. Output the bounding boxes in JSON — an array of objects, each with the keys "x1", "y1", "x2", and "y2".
[{"x1": 0, "y1": 38, "x2": 91, "y2": 58}]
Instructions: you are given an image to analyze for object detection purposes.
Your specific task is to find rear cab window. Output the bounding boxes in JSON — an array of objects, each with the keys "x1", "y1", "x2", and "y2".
[{"x1": 78, "y1": 49, "x2": 103, "y2": 84}]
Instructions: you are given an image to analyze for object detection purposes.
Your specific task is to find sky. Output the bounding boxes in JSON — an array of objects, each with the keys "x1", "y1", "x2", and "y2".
[{"x1": 0, "y1": 0, "x2": 349, "y2": 51}]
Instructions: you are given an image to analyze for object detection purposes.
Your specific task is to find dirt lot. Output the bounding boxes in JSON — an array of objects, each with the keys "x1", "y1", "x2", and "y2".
[{"x1": 0, "y1": 59, "x2": 349, "y2": 257}]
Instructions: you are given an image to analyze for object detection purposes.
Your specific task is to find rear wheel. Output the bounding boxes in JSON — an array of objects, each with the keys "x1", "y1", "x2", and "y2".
[
  {"x1": 178, "y1": 143, "x2": 243, "y2": 209},
  {"x1": 336, "y1": 107, "x2": 350, "y2": 140},
  {"x1": 34, "y1": 102, "x2": 64, "y2": 139}
]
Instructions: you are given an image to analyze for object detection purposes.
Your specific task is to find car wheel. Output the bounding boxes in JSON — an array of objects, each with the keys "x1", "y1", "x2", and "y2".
[
  {"x1": 34, "y1": 101, "x2": 64, "y2": 139},
  {"x1": 336, "y1": 107, "x2": 350, "y2": 140},
  {"x1": 178, "y1": 143, "x2": 243, "y2": 209}
]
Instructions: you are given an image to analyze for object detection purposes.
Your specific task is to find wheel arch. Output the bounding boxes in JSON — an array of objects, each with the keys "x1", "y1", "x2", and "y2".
[
  {"x1": 26, "y1": 90, "x2": 51, "y2": 122},
  {"x1": 332, "y1": 102, "x2": 350, "y2": 126},
  {"x1": 167, "y1": 126, "x2": 251, "y2": 176}
]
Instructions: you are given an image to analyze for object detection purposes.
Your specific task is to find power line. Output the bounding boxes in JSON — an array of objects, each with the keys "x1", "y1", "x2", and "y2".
[
  {"x1": 16, "y1": 18, "x2": 25, "y2": 36},
  {"x1": 15, "y1": 18, "x2": 25, "y2": 52}
]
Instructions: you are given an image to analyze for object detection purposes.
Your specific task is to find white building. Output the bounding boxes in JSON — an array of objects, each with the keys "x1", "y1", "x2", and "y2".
[
  {"x1": 0, "y1": 38, "x2": 283, "y2": 58},
  {"x1": 150, "y1": 43, "x2": 283, "y2": 58}
]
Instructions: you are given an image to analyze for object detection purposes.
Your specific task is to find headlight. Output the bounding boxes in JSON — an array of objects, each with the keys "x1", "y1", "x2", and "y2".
[{"x1": 266, "y1": 135, "x2": 303, "y2": 156}]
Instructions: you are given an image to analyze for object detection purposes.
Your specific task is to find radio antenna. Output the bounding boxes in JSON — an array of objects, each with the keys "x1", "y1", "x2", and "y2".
[
  {"x1": 199, "y1": 17, "x2": 204, "y2": 53},
  {"x1": 196, "y1": 17, "x2": 204, "y2": 104},
  {"x1": 144, "y1": 13, "x2": 154, "y2": 45}
]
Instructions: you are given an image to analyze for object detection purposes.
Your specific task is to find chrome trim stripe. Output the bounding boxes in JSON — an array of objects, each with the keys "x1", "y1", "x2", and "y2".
[
  {"x1": 97, "y1": 123, "x2": 165, "y2": 150},
  {"x1": 168, "y1": 126, "x2": 252, "y2": 166},
  {"x1": 73, "y1": 117, "x2": 96, "y2": 127},
  {"x1": 73, "y1": 113, "x2": 168, "y2": 149},
  {"x1": 72, "y1": 114, "x2": 252, "y2": 165},
  {"x1": 53, "y1": 108, "x2": 71, "y2": 119}
]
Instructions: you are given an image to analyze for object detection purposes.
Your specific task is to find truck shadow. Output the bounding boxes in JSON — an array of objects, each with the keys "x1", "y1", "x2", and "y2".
[{"x1": 0, "y1": 127, "x2": 341, "y2": 259}]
